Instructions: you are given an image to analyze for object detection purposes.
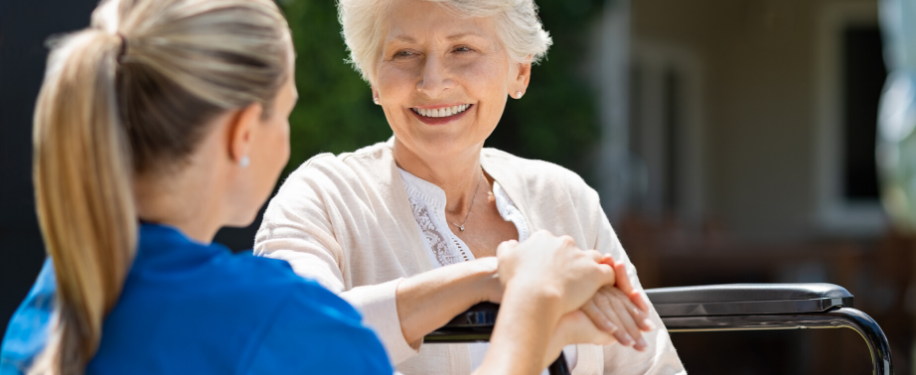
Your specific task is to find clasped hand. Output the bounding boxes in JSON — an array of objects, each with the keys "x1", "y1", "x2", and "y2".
[{"x1": 495, "y1": 231, "x2": 655, "y2": 357}]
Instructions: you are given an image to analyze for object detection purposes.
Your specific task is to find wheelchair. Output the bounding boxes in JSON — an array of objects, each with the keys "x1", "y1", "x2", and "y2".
[{"x1": 425, "y1": 283, "x2": 893, "y2": 375}]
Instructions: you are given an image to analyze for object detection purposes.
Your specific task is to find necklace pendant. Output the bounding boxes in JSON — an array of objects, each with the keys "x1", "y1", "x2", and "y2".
[{"x1": 459, "y1": 225, "x2": 465, "y2": 231}]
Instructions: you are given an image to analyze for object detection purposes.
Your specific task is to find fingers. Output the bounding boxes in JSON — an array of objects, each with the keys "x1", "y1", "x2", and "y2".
[
  {"x1": 613, "y1": 261, "x2": 650, "y2": 313},
  {"x1": 613, "y1": 261, "x2": 634, "y2": 294},
  {"x1": 608, "y1": 292, "x2": 647, "y2": 351},
  {"x1": 629, "y1": 292, "x2": 650, "y2": 314},
  {"x1": 599, "y1": 254, "x2": 615, "y2": 266},
  {"x1": 555, "y1": 310, "x2": 617, "y2": 350},
  {"x1": 592, "y1": 291, "x2": 633, "y2": 347},
  {"x1": 586, "y1": 253, "x2": 617, "y2": 287},
  {"x1": 581, "y1": 300, "x2": 618, "y2": 333},
  {"x1": 496, "y1": 239, "x2": 519, "y2": 257},
  {"x1": 617, "y1": 290, "x2": 655, "y2": 332},
  {"x1": 590, "y1": 251, "x2": 619, "y2": 288}
]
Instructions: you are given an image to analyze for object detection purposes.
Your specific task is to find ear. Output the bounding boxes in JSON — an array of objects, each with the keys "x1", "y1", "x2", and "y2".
[
  {"x1": 511, "y1": 57, "x2": 533, "y2": 98},
  {"x1": 371, "y1": 85, "x2": 381, "y2": 105},
  {"x1": 227, "y1": 102, "x2": 264, "y2": 166}
]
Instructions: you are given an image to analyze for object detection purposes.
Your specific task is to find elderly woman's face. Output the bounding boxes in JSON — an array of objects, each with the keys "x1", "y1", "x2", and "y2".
[{"x1": 375, "y1": 0, "x2": 530, "y2": 161}]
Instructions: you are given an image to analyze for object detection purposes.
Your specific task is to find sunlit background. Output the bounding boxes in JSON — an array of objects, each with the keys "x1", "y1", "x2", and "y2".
[{"x1": 2, "y1": 0, "x2": 913, "y2": 373}]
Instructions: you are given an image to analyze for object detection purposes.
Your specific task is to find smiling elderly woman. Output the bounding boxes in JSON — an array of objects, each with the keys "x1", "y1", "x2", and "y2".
[{"x1": 254, "y1": 0, "x2": 685, "y2": 374}]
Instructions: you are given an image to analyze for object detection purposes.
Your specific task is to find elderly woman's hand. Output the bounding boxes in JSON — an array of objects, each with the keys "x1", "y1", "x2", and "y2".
[
  {"x1": 581, "y1": 259, "x2": 655, "y2": 351},
  {"x1": 476, "y1": 256, "x2": 504, "y2": 304},
  {"x1": 496, "y1": 230, "x2": 616, "y2": 315}
]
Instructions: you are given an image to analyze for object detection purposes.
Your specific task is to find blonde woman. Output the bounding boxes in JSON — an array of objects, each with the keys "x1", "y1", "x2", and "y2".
[
  {"x1": 255, "y1": 0, "x2": 686, "y2": 374},
  {"x1": 0, "y1": 0, "x2": 626, "y2": 374}
]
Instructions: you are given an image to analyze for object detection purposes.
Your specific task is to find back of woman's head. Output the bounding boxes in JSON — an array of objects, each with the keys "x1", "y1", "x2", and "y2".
[{"x1": 30, "y1": 0, "x2": 289, "y2": 373}]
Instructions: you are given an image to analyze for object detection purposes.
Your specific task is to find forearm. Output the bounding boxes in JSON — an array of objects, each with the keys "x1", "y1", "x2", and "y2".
[
  {"x1": 474, "y1": 283, "x2": 563, "y2": 375},
  {"x1": 396, "y1": 258, "x2": 499, "y2": 345}
]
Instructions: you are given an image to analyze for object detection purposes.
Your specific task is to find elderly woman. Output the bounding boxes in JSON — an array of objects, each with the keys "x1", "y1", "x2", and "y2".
[{"x1": 255, "y1": 0, "x2": 685, "y2": 374}]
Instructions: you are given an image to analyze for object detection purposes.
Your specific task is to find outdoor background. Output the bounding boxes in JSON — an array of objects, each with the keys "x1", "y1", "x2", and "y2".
[{"x1": 1, "y1": 0, "x2": 911, "y2": 374}]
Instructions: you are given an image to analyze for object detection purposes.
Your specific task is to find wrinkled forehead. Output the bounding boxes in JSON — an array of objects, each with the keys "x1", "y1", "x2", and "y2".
[{"x1": 379, "y1": 0, "x2": 500, "y2": 45}]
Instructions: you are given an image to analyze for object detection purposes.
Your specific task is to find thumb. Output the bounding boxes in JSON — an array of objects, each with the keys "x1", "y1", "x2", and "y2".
[
  {"x1": 594, "y1": 262, "x2": 616, "y2": 287},
  {"x1": 496, "y1": 239, "x2": 519, "y2": 257},
  {"x1": 584, "y1": 250, "x2": 606, "y2": 263}
]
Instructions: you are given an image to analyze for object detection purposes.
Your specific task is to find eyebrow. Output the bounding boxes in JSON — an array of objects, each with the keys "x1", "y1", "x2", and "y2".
[
  {"x1": 445, "y1": 32, "x2": 482, "y2": 41},
  {"x1": 389, "y1": 32, "x2": 484, "y2": 44},
  {"x1": 392, "y1": 35, "x2": 417, "y2": 43}
]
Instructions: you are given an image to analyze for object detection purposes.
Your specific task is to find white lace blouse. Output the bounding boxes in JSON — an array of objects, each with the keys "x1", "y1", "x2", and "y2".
[{"x1": 398, "y1": 168, "x2": 576, "y2": 373}]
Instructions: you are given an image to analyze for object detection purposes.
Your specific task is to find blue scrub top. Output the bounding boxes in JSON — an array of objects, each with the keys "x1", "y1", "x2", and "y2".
[{"x1": 0, "y1": 223, "x2": 392, "y2": 374}]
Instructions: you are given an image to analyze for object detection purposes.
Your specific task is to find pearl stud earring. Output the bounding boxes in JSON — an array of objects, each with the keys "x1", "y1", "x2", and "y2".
[
  {"x1": 239, "y1": 155, "x2": 250, "y2": 168},
  {"x1": 373, "y1": 97, "x2": 380, "y2": 105},
  {"x1": 516, "y1": 91, "x2": 523, "y2": 99}
]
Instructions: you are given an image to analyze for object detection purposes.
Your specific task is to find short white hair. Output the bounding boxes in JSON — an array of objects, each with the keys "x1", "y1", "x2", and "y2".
[{"x1": 338, "y1": 0, "x2": 553, "y2": 83}]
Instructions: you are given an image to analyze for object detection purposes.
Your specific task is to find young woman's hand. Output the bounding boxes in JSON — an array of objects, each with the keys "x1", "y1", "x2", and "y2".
[
  {"x1": 543, "y1": 310, "x2": 617, "y2": 368},
  {"x1": 495, "y1": 230, "x2": 616, "y2": 315},
  {"x1": 477, "y1": 232, "x2": 618, "y2": 375},
  {"x1": 580, "y1": 259, "x2": 655, "y2": 351}
]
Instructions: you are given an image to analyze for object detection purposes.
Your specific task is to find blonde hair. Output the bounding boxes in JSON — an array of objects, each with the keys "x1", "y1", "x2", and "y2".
[
  {"x1": 29, "y1": 0, "x2": 290, "y2": 373},
  {"x1": 338, "y1": 0, "x2": 552, "y2": 83}
]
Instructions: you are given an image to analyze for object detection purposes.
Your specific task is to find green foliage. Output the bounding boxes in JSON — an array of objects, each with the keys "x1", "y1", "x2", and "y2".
[
  {"x1": 280, "y1": 0, "x2": 392, "y2": 175},
  {"x1": 279, "y1": 0, "x2": 603, "y2": 180}
]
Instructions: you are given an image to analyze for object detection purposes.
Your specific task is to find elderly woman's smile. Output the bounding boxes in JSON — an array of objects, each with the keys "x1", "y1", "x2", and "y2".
[{"x1": 410, "y1": 104, "x2": 472, "y2": 120}]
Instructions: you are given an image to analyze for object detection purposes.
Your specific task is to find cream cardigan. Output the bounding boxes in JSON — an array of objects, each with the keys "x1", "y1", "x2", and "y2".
[{"x1": 254, "y1": 140, "x2": 685, "y2": 375}]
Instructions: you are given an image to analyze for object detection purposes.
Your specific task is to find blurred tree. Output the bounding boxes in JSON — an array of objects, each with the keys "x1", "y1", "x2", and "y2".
[
  {"x1": 280, "y1": 0, "x2": 603, "y2": 182},
  {"x1": 280, "y1": 0, "x2": 391, "y2": 175}
]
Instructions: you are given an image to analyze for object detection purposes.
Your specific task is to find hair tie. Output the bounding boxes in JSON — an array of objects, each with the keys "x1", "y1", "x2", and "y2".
[{"x1": 116, "y1": 33, "x2": 128, "y2": 62}]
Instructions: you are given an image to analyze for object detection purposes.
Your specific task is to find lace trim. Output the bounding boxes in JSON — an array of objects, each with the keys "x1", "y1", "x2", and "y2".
[
  {"x1": 406, "y1": 194, "x2": 469, "y2": 267},
  {"x1": 399, "y1": 168, "x2": 525, "y2": 268}
]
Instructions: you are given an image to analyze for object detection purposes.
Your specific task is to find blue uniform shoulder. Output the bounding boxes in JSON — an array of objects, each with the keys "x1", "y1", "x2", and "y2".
[{"x1": 0, "y1": 259, "x2": 55, "y2": 375}]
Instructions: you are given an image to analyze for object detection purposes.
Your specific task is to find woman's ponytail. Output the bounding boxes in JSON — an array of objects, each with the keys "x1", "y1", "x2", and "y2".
[
  {"x1": 26, "y1": 0, "x2": 290, "y2": 373},
  {"x1": 30, "y1": 29, "x2": 137, "y2": 374}
]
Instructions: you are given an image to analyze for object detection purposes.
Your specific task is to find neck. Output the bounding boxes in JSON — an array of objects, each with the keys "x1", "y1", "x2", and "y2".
[
  {"x1": 393, "y1": 138, "x2": 487, "y2": 215},
  {"x1": 133, "y1": 163, "x2": 225, "y2": 244}
]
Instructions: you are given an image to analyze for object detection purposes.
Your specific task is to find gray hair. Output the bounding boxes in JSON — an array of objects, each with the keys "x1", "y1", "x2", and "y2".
[{"x1": 338, "y1": 0, "x2": 553, "y2": 83}]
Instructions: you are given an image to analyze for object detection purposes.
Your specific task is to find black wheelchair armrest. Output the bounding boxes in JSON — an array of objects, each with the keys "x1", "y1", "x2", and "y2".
[
  {"x1": 646, "y1": 283, "x2": 892, "y2": 375},
  {"x1": 645, "y1": 283, "x2": 854, "y2": 317}
]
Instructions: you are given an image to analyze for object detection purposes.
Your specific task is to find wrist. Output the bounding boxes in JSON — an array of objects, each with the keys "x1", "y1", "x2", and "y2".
[
  {"x1": 503, "y1": 281, "x2": 562, "y2": 316},
  {"x1": 470, "y1": 257, "x2": 501, "y2": 303}
]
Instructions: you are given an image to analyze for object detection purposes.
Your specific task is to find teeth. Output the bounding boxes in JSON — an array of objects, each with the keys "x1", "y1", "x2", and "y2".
[{"x1": 413, "y1": 104, "x2": 471, "y2": 118}]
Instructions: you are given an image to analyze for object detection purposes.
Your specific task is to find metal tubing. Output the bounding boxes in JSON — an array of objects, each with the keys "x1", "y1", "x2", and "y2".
[{"x1": 661, "y1": 307, "x2": 892, "y2": 375}]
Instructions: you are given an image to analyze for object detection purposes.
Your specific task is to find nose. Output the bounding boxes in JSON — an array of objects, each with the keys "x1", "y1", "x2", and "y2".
[{"x1": 416, "y1": 55, "x2": 455, "y2": 98}]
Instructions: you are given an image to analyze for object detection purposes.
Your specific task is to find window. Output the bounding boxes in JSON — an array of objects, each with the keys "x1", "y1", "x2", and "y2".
[
  {"x1": 628, "y1": 41, "x2": 705, "y2": 221},
  {"x1": 842, "y1": 27, "x2": 885, "y2": 202},
  {"x1": 814, "y1": 3, "x2": 887, "y2": 234}
]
